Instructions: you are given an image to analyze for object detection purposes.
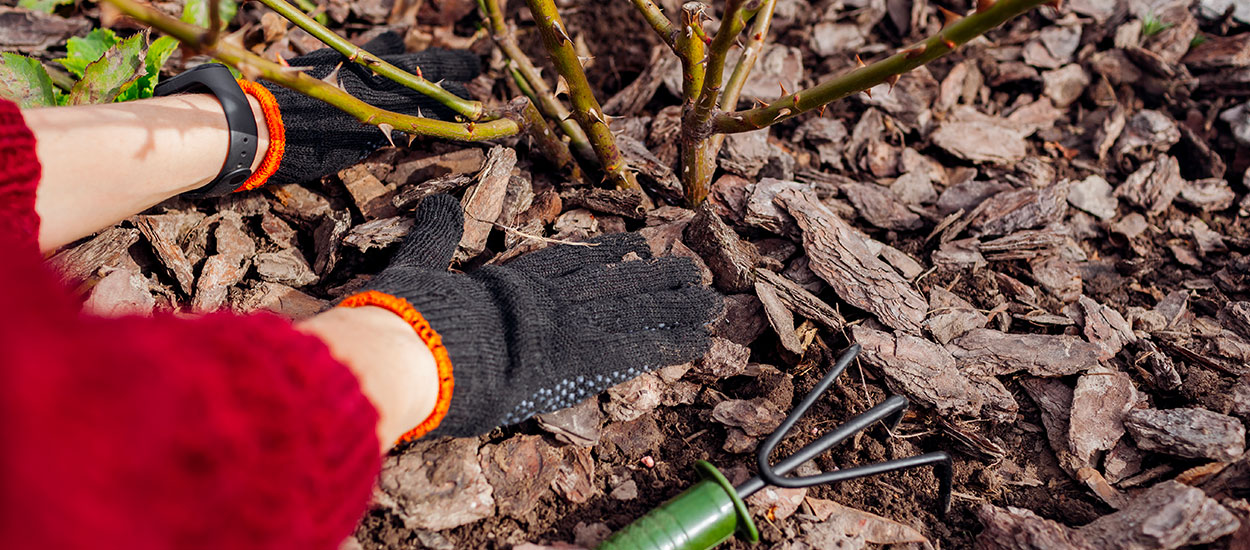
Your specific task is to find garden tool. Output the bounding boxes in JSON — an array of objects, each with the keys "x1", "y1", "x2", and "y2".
[{"x1": 595, "y1": 344, "x2": 952, "y2": 550}]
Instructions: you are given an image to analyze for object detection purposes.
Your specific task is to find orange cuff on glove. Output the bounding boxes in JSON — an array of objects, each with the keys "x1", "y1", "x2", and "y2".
[
  {"x1": 234, "y1": 80, "x2": 285, "y2": 193},
  {"x1": 338, "y1": 290, "x2": 455, "y2": 443}
]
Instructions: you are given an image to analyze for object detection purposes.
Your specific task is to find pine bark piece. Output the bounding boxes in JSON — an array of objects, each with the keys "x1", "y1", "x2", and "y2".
[
  {"x1": 254, "y1": 248, "x2": 318, "y2": 287},
  {"x1": 603, "y1": 373, "x2": 663, "y2": 423},
  {"x1": 267, "y1": 183, "x2": 331, "y2": 223},
  {"x1": 479, "y1": 435, "x2": 562, "y2": 519},
  {"x1": 259, "y1": 211, "x2": 299, "y2": 249},
  {"x1": 925, "y1": 287, "x2": 988, "y2": 344},
  {"x1": 776, "y1": 188, "x2": 927, "y2": 333},
  {"x1": 134, "y1": 214, "x2": 197, "y2": 295},
  {"x1": 851, "y1": 325, "x2": 1013, "y2": 420},
  {"x1": 975, "y1": 504, "x2": 1095, "y2": 550},
  {"x1": 689, "y1": 337, "x2": 750, "y2": 380},
  {"x1": 710, "y1": 293, "x2": 768, "y2": 347},
  {"x1": 338, "y1": 164, "x2": 397, "y2": 220},
  {"x1": 753, "y1": 269, "x2": 846, "y2": 332},
  {"x1": 684, "y1": 203, "x2": 760, "y2": 293},
  {"x1": 536, "y1": 398, "x2": 602, "y2": 447},
  {"x1": 969, "y1": 182, "x2": 1070, "y2": 237},
  {"x1": 744, "y1": 178, "x2": 806, "y2": 237},
  {"x1": 551, "y1": 446, "x2": 597, "y2": 505},
  {"x1": 978, "y1": 229, "x2": 1067, "y2": 261},
  {"x1": 1020, "y1": 377, "x2": 1083, "y2": 476},
  {"x1": 232, "y1": 281, "x2": 326, "y2": 320},
  {"x1": 48, "y1": 226, "x2": 140, "y2": 284},
  {"x1": 385, "y1": 147, "x2": 487, "y2": 187},
  {"x1": 931, "y1": 109, "x2": 1029, "y2": 164},
  {"x1": 343, "y1": 217, "x2": 415, "y2": 253},
  {"x1": 313, "y1": 209, "x2": 351, "y2": 275},
  {"x1": 1217, "y1": 302, "x2": 1250, "y2": 341},
  {"x1": 84, "y1": 268, "x2": 154, "y2": 317},
  {"x1": 1124, "y1": 408, "x2": 1246, "y2": 461},
  {"x1": 1068, "y1": 366, "x2": 1137, "y2": 468},
  {"x1": 192, "y1": 255, "x2": 248, "y2": 312},
  {"x1": 949, "y1": 328, "x2": 1101, "y2": 377},
  {"x1": 1116, "y1": 155, "x2": 1184, "y2": 217},
  {"x1": 1079, "y1": 481, "x2": 1240, "y2": 550},
  {"x1": 1183, "y1": 33, "x2": 1250, "y2": 69},
  {"x1": 392, "y1": 175, "x2": 474, "y2": 211},
  {"x1": 1075, "y1": 296, "x2": 1136, "y2": 360},
  {"x1": 711, "y1": 398, "x2": 786, "y2": 437},
  {"x1": 755, "y1": 280, "x2": 803, "y2": 354},
  {"x1": 841, "y1": 181, "x2": 924, "y2": 231},
  {"x1": 1030, "y1": 255, "x2": 1083, "y2": 304},
  {"x1": 375, "y1": 438, "x2": 495, "y2": 531},
  {"x1": 559, "y1": 187, "x2": 645, "y2": 220},
  {"x1": 805, "y1": 500, "x2": 929, "y2": 545},
  {"x1": 457, "y1": 146, "x2": 516, "y2": 262}
]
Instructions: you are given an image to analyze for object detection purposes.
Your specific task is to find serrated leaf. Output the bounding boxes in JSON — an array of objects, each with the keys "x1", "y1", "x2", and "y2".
[
  {"x1": 181, "y1": 0, "x2": 239, "y2": 29},
  {"x1": 17, "y1": 0, "x2": 73, "y2": 13},
  {"x1": 69, "y1": 33, "x2": 146, "y2": 105},
  {"x1": 56, "y1": 28, "x2": 120, "y2": 79},
  {"x1": 0, "y1": 53, "x2": 57, "y2": 108}
]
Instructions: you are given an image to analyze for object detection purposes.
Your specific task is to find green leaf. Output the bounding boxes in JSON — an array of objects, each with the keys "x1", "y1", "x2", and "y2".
[
  {"x1": 0, "y1": 53, "x2": 57, "y2": 108},
  {"x1": 181, "y1": 0, "x2": 239, "y2": 29},
  {"x1": 17, "y1": 0, "x2": 73, "y2": 14},
  {"x1": 127, "y1": 34, "x2": 180, "y2": 100},
  {"x1": 68, "y1": 32, "x2": 146, "y2": 105},
  {"x1": 56, "y1": 28, "x2": 119, "y2": 79}
]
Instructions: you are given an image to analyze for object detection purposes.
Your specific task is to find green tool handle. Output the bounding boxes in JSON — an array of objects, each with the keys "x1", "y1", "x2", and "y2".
[{"x1": 596, "y1": 461, "x2": 759, "y2": 550}]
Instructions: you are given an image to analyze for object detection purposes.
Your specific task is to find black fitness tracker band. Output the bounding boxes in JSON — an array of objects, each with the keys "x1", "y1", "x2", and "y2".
[{"x1": 154, "y1": 63, "x2": 258, "y2": 198}]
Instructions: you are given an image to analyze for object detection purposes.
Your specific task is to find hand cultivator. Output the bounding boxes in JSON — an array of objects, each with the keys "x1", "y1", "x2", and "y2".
[{"x1": 596, "y1": 345, "x2": 952, "y2": 550}]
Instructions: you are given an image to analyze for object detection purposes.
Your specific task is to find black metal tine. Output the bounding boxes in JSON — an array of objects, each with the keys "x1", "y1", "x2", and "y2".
[{"x1": 738, "y1": 344, "x2": 954, "y2": 516}]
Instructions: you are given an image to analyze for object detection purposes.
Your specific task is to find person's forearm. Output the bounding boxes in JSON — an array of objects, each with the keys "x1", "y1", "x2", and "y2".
[
  {"x1": 25, "y1": 94, "x2": 269, "y2": 252},
  {"x1": 297, "y1": 306, "x2": 438, "y2": 452}
]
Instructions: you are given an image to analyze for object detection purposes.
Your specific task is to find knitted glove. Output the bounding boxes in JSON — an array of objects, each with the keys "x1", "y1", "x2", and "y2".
[
  {"x1": 231, "y1": 32, "x2": 480, "y2": 192},
  {"x1": 339, "y1": 194, "x2": 721, "y2": 440}
]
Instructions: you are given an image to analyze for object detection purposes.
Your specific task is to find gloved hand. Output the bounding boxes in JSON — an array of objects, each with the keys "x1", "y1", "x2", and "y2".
[
  {"x1": 340, "y1": 194, "x2": 721, "y2": 440},
  {"x1": 232, "y1": 32, "x2": 480, "y2": 192}
]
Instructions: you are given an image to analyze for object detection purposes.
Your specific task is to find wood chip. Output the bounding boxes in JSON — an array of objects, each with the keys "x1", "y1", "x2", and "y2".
[
  {"x1": 1124, "y1": 408, "x2": 1246, "y2": 461},
  {"x1": 457, "y1": 146, "x2": 516, "y2": 261},
  {"x1": 975, "y1": 504, "x2": 1094, "y2": 550},
  {"x1": 479, "y1": 435, "x2": 562, "y2": 519},
  {"x1": 755, "y1": 280, "x2": 803, "y2": 354},
  {"x1": 343, "y1": 216, "x2": 415, "y2": 253},
  {"x1": 969, "y1": 182, "x2": 1070, "y2": 237},
  {"x1": 1069, "y1": 366, "x2": 1137, "y2": 468},
  {"x1": 84, "y1": 268, "x2": 154, "y2": 317},
  {"x1": 1079, "y1": 481, "x2": 1240, "y2": 550},
  {"x1": 536, "y1": 398, "x2": 602, "y2": 447},
  {"x1": 603, "y1": 373, "x2": 663, "y2": 423},
  {"x1": 1117, "y1": 155, "x2": 1184, "y2": 216},
  {"x1": 776, "y1": 188, "x2": 926, "y2": 332},
  {"x1": 376, "y1": 438, "x2": 494, "y2": 531},
  {"x1": 1020, "y1": 377, "x2": 1083, "y2": 475},
  {"x1": 842, "y1": 181, "x2": 924, "y2": 231},
  {"x1": 685, "y1": 203, "x2": 760, "y2": 293},
  {"x1": 254, "y1": 248, "x2": 318, "y2": 287},
  {"x1": 134, "y1": 214, "x2": 197, "y2": 295},
  {"x1": 949, "y1": 328, "x2": 1102, "y2": 377},
  {"x1": 49, "y1": 227, "x2": 140, "y2": 284}
]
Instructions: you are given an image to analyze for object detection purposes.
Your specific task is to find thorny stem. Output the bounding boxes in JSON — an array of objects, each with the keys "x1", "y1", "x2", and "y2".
[
  {"x1": 517, "y1": 97, "x2": 583, "y2": 180},
  {"x1": 707, "y1": 0, "x2": 776, "y2": 157},
  {"x1": 477, "y1": 0, "x2": 594, "y2": 161},
  {"x1": 255, "y1": 0, "x2": 486, "y2": 121},
  {"x1": 680, "y1": 0, "x2": 756, "y2": 205},
  {"x1": 523, "y1": 0, "x2": 639, "y2": 190},
  {"x1": 103, "y1": 0, "x2": 521, "y2": 140},
  {"x1": 713, "y1": 0, "x2": 1052, "y2": 133},
  {"x1": 675, "y1": 3, "x2": 707, "y2": 102},
  {"x1": 629, "y1": 0, "x2": 677, "y2": 51}
]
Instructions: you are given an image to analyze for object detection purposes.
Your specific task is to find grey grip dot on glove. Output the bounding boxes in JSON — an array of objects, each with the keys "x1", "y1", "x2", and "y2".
[
  {"x1": 361, "y1": 194, "x2": 722, "y2": 438},
  {"x1": 263, "y1": 32, "x2": 481, "y2": 185}
]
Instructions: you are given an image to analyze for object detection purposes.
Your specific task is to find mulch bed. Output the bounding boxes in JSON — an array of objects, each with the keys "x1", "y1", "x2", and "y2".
[{"x1": 16, "y1": 0, "x2": 1250, "y2": 547}]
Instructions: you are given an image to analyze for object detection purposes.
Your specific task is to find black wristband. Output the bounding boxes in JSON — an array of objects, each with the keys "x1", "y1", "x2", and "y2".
[{"x1": 154, "y1": 63, "x2": 258, "y2": 198}]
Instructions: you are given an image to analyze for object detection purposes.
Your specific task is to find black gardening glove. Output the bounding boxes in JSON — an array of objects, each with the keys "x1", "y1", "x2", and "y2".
[
  {"x1": 354, "y1": 194, "x2": 721, "y2": 438},
  {"x1": 264, "y1": 32, "x2": 481, "y2": 185}
]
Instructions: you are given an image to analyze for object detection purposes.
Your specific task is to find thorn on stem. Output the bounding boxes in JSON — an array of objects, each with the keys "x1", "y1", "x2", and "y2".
[
  {"x1": 886, "y1": 73, "x2": 901, "y2": 92},
  {"x1": 779, "y1": 82, "x2": 788, "y2": 96},
  {"x1": 855, "y1": 54, "x2": 867, "y2": 68},
  {"x1": 903, "y1": 46, "x2": 926, "y2": 58},
  {"x1": 377, "y1": 123, "x2": 397, "y2": 147},
  {"x1": 938, "y1": 6, "x2": 961, "y2": 25},
  {"x1": 976, "y1": 0, "x2": 994, "y2": 12},
  {"x1": 942, "y1": 37, "x2": 957, "y2": 49},
  {"x1": 817, "y1": 104, "x2": 827, "y2": 117}
]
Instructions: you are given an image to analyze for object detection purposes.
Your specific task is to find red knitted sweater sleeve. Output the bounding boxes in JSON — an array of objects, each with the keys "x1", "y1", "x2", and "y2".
[{"x1": 0, "y1": 99, "x2": 381, "y2": 550}]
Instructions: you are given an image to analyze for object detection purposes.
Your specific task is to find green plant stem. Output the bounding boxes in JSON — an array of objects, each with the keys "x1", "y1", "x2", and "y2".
[
  {"x1": 477, "y1": 0, "x2": 594, "y2": 161},
  {"x1": 523, "y1": 0, "x2": 639, "y2": 190},
  {"x1": 103, "y1": 0, "x2": 520, "y2": 140},
  {"x1": 205, "y1": 0, "x2": 221, "y2": 44},
  {"x1": 680, "y1": 0, "x2": 755, "y2": 206},
  {"x1": 676, "y1": 3, "x2": 706, "y2": 101},
  {"x1": 713, "y1": 0, "x2": 1050, "y2": 133},
  {"x1": 629, "y1": 0, "x2": 677, "y2": 50},
  {"x1": 706, "y1": 0, "x2": 775, "y2": 155},
  {"x1": 255, "y1": 0, "x2": 485, "y2": 121},
  {"x1": 517, "y1": 97, "x2": 582, "y2": 180}
]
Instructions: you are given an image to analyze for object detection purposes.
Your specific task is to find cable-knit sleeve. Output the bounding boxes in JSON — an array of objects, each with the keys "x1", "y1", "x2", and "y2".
[{"x1": 0, "y1": 99, "x2": 380, "y2": 550}]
